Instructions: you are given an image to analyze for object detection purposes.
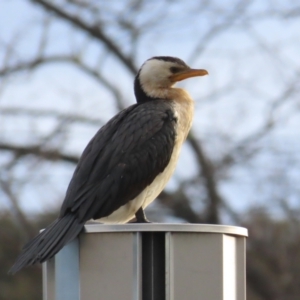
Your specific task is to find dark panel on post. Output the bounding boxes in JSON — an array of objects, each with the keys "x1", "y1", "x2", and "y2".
[{"x1": 142, "y1": 232, "x2": 165, "y2": 300}]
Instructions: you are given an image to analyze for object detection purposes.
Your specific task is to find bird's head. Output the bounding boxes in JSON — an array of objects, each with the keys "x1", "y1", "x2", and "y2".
[{"x1": 134, "y1": 56, "x2": 208, "y2": 103}]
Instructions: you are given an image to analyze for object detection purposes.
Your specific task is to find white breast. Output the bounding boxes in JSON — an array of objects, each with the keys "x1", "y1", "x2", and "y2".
[{"x1": 98, "y1": 91, "x2": 194, "y2": 224}]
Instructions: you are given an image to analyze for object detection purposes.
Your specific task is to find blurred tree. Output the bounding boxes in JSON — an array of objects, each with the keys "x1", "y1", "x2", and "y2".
[
  {"x1": 0, "y1": 211, "x2": 56, "y2": 300},
  {"x1": 244, "y1": 208, "x2": 300, "y2": 300},
  {"x1": 0, "y1": 0, "x2": 300, "y2": 299}
]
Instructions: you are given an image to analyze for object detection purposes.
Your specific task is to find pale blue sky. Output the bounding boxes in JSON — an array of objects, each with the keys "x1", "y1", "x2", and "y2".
[{"x1": 1, "y1": 0, "x2": 300, "y2": 219}]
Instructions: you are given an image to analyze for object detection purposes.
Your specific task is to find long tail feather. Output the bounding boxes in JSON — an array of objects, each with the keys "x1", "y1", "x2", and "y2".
[{"x1": 9, "y1": 213, "x2": 84, "y2": 274}]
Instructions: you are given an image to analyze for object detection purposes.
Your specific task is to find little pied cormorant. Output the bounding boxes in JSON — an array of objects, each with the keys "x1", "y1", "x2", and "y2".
[{"x1": 9, "y1": 56, "x2": 208, "y2": 274}]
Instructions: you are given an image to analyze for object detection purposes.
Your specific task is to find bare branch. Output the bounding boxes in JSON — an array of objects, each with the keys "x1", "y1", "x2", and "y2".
[
  {"x1": 30, "y1": 0, "x2": 137, "y2": 74},
  {"x1": 0, "y1": 143, "x2": 79, "y2": 164},
  {"x1": 0, "y1": 178, "x2": 35, "y2": 240},
  {"x1": 0, "y1": 107, "x2": 104, "y2": 126},
  {"x1": 0, "y1": 55, "x2": 71, "y2": 77},
  {"x1": 187, "y1": 133, "x2": 223, "y2": 223},
  {"x1": 158, "y1": 190, "x2": 204, "y2": 223},
  {"x1": 73, "y1": 58, "x2": 127, "y2": 111},
  {"x1": 0, "y1": 54, "x2": 128, "y2": 111},
  {"x1": 188, "y1": 1, "x2": 251, "y2": 63}
]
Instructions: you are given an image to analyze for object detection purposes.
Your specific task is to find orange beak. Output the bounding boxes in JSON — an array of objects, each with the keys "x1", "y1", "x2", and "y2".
[{"x1": 169, "y1": 68, "x2": 208, "y2": 82}]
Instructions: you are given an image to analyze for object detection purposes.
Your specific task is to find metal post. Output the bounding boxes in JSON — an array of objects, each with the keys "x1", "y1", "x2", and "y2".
[
  {"x1": 142, "y1": 232, "x2": 165, "y2": 300},
  {"x1": 43, "y1": 224, "x2": 247, "y2": 300}
]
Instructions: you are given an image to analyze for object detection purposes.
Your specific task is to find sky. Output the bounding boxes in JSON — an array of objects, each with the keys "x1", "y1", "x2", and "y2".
[{"x1": 1, "y1": 0, "x2": 300, "y2": 220}]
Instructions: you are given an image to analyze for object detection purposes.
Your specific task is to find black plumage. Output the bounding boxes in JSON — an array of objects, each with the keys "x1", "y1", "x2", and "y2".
[
  {"x1": 10, "y1": 100, "x2": 177, "y2": 273},
  {"x1": 9, "y1": 56, "x2": 207, "y2": 274},
  {"x1": 62, "y1": 100, "x2": 177, "y2": 221}
]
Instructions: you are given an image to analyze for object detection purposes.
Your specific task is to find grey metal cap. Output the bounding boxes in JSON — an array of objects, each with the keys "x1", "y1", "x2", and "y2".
[{"x1": 84, "y1": 223, "x2": 248, "y2": 237}]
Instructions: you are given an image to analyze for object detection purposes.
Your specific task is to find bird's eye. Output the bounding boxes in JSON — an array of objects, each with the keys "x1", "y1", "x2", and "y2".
[{"x1": 170, "y1": 66, "x2": 181, "y2": 73}]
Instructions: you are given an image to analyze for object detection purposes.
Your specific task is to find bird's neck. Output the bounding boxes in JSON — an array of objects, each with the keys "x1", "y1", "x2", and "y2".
[
  {"x1": 134, "y1": 76, "x2": 191, "y2": 104},
  {"x1": 134, "y1": 75, "x2": 157, "y2": 103},
  {"x1": 170, "y1": 88, "x2": 194, "y2": 140}
]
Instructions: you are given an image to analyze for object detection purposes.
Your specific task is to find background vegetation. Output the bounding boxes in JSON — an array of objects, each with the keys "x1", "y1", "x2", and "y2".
[{"x1": 1, "y1": 1, "x2": 300, "y2": 299}]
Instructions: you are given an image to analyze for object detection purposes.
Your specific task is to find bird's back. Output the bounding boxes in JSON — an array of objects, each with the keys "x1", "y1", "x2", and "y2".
[{"x1": 60, "y1": 100, "x2": 178, "y2": 223}]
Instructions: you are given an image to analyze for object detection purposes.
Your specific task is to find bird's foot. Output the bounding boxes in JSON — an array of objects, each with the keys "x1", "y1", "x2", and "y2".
[{"x1": 131, "y1": 207, "x2": 152, "y2": 223}]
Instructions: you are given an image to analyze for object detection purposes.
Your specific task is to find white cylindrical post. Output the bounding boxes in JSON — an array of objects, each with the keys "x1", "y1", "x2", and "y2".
[{"x1": 43, "y1": 224, "x2": 247, "y2": 300}]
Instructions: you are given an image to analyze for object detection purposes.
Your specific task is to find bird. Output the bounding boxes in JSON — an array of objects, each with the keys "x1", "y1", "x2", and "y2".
[{"x1": 9, "y1": 56, "x2": 208, "y2": 274}]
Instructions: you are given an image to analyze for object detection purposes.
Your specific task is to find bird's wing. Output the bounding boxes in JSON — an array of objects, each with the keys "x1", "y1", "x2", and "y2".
[{"x1": 60, "y1": 100, "x2": 177, "y2": 222}]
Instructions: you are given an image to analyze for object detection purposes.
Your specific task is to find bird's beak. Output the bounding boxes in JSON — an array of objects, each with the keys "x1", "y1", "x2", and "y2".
[{"x1": 169, "y1": 69, "x2": 209, "y2": 82}]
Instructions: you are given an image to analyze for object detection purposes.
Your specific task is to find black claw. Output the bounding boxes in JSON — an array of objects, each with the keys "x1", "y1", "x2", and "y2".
[{"x1": 133, "y1": 207, "x2": 151, "y2": 223}]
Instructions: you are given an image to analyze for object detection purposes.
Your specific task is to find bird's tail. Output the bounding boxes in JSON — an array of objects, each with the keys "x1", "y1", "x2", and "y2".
[{"x1": 9, "y1": 213, "x2": 84, "y2": 274}]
